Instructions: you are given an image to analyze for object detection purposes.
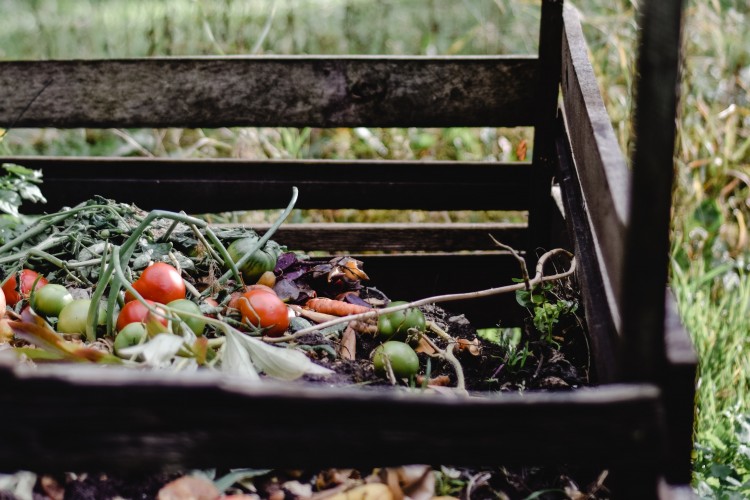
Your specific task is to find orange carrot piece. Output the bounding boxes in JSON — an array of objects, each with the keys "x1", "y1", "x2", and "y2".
[{"x1": 305, "y1": 297, "x2": 371, "y2": 316}]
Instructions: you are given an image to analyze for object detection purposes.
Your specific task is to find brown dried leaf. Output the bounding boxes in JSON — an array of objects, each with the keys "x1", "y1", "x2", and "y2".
[
  {"x1": 415, "y1": 375, "x2": 451, "y2": 387},
  {"x1": 157, "y1": 475, "x2": 220, "y2": 500},
  {"x1": 413, "y1": 337, "x2": 437, "y2": 355},
  {"x1": 40, "y1": 475, "x2": 65, "y2": 500},
  {"x1": 326, "y1": 483, "x2": 393, "y2": 500},
  {"x1": 455, "y1": 338, "x2": 481, "y2": 356},
  {"x1": 380, "y1": 466, "x2": 433, "y2": 500},
  {"x1": 516, "y1": 139, "x2": 527, "y2": 161},
  {"x1": 339, "y1": 324, "x2": 357, "y2": 361}
]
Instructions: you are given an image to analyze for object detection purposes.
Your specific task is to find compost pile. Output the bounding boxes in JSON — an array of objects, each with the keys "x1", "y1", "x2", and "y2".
[{"x1": 0, "y1": 167, "x2": 607, "y2": 499}]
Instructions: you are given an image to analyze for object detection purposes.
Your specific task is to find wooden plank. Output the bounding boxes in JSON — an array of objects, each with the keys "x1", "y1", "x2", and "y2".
[
  {"x1": 250, "y1": 222, "x2": 527, "y2": 253},
  {"x1": 527, "y1": 0, "x2": 564, "y2": 261},
  {"x1": 662, "y1": 291, "x2": 697, "y2": 485},
  {"x1": 555, "y1": 118, "x2": 619, "y2": 383},
  {"x1": 347, "y1": 252, "x2": 528, "y2": 327},
  {"x1": 0, "y1": 56, "x2": 537, "y2": 128},
  {"x1": 620, "y1": 0, "x2": 686, "y2": 382},
  {"x1": 0, "y1": 360, "x2": 664, "y2": 471},
  {"x1": 561, "y1": 6, "x2": 630, "y2": 333},
  {"x1": 2, "y1": 156, "x2": 532, "y2": 213}
]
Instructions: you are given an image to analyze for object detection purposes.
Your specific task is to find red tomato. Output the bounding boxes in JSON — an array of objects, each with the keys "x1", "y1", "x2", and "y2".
[
  {"x1": 116, "y1": 299, "x2": 168, "y2": 331},
  {"x1": 227, "y1": 285, "x2": 276, "y2": 311},
  {"x1": 2, "y1": 269, "x2": 49, "y2": 307},
  {"x1": 238, "y1": 289, "x2": 290, "y2": 337},
  {"x1": 125, "y1": 262, "x2": 185, "y2": 305}
]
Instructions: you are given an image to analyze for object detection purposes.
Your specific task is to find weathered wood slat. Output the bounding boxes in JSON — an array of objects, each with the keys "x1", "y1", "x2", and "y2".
[
  {"x1": 555, "y1": 119, "x2": 619, "y2": 383},
  {"x1": 620, "y1": 0, "x2": 685, "y2": 382},
  {"x1": 527, "y1": 0, "x2": 564, "y2": 261},
  {"x1": 249, "y1": 222, "x2": 526, "y2": 253},
  {"x1": 662, "y1": 292, "x2": 698, "y2": 485},
  {"x1": 346, "y1": 252, "x2": 528, "y2": 327},
  {"x1": 561, "y1": 7, "x2": 630, "y2": 333},
  {"x1": 0, "y1": 361, "x2": 663, "y2": 471},
  {"x1": 3, "y1": 156, "x2": 532, "y2": 213},
  {"x1": 0, "y1": 56, "x2": 537, "y2": 128}
]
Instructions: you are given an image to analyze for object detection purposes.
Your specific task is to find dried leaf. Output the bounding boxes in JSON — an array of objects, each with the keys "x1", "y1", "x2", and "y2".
[
  {"x1": 0, "y1": 471, "x2": 36, "y2": 500},
  {"x1": 327, "y1": 483, "x2": 393, "y2": 500},
  {"x1": 221, "y1": 329, "x2": 260, "y2": 381},
  {"x1": 40, "y1": 475, "x2": 65, "y2": 500},
  {"x1": 9, "y1": 321, "x2": 99, "y2": 362},
  {"x1": 339, "y1": 325, "x2": 357, "y2": 361},
  {"x1": 414, "y1": 337, "x2": 437, "y2": 355},
  {"x1": 193, "y1": 337, "x2": 208, "y2": 365},
  {"x1": 455, "y1": 338, "x2": 481, "y2": 356},
  {"x1": 157, "y1": 475, "x2": 220, "y2": 500},
  {"x1": 223, "y1": 328, "x2": 333, "y2": 381}
]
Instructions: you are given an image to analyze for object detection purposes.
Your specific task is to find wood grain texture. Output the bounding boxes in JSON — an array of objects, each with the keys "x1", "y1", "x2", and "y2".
[
  {"x1": 248, "y1": 222, "x2": 527, "y2": 253},
  {"x1": 662, "y1": 291, "x2": 698, "y2": 485},
  {"x1": 0, "y1": 56, "x2": 537, "y2": 128},
  {"x1": 527, "y1": 0, "x2": 564, "y2": 261},
  {"x1": 344, "y1": 252, "x2": 528, "y2": 327},
  {"x1": 620, "y1": 0, "x2": 686, "y2": 382},
  {"x1": 561, "y1": 6, "x2": 630, "y2": 333},
  {"x1": 3, "y1": 156, "x2": 532, "y2": 213},
  {"x1": 0, "y1": 359, "x2": 664, "y2": 472},
  {"x1": 555, "y1": 119, "x2": 619, "y2": 383}
]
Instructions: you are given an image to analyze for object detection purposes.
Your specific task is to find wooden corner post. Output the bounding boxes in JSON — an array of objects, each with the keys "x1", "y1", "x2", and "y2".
[
  {"x1": 528, "y1": 0, "x2": 564, "y2": 263},
  {"x1": 620, "y1": 0, "x2": 686, "y2": 383}
]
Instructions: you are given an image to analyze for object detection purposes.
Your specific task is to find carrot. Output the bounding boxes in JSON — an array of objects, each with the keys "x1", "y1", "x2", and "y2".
[{"x1": 305, "y1": 297, "x2": 371, "y2": 316}]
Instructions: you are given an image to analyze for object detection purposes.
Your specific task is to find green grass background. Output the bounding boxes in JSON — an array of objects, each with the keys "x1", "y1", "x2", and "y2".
[{"x1": 1, "y1": 0, "x2": 750, "y2": 497}]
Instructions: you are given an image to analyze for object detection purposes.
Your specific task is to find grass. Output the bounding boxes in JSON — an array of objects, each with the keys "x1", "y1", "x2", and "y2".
[{"x1": 1, "y1": 0, "x2": 750, "y2": 496}]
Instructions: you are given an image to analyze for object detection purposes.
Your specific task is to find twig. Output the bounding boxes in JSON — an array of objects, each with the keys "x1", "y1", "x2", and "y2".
[
  {"x1": 271, "y1": 248, "x2": 575, "y2": 342},
  {"x1": 489, "y1": 235, "x2": 531, "y2": 291},
  {"x1": 427, "y1": 320, "x2": 467, "y2": 395}
]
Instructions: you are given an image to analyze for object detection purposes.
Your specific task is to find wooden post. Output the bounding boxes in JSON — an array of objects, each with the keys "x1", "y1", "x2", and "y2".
[
  {"x1": 527, "y1": 0, "x2": 564, "y2": 263},
  {"x1": 620, "y1": 0, "x2": 686, "y2": 382}
]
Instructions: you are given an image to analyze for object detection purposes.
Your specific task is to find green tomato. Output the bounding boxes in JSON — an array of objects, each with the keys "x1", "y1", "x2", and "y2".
[
  {"x1": 372, "y1": 341, "x2": 420, "y2": 379},
  {"x1": 377, "y1": 301, "x2": 426, "y2": 340},
  {"x1": 167, "y1": 299, "x2": 206, "y2": 336},
  {"x1": 113, "y1": 322, "x2": 148, "y2": 356},
  {"x1": 58, "y1": 299, "x2": 106, "y2": 335},
  {"x1": 227, "y1": 236, "x2": 282, "y2": 283},
  {"x1": 31, "y1": 284, "x2": 73, "y2": 317}
]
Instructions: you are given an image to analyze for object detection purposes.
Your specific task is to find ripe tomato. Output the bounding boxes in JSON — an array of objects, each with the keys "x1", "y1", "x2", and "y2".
[
  {"x1": 238, "y1": 289, "x2": 289, "y2": 337},
  {"x1": 116, "y1": 299, "x2": 168, "y2": 332},
  {"x1": 126, "y1": 262, "x2": 186, "y2": 305},
  {"x1": 2, "y1": 269, "x2": 49, "y2": 307}
]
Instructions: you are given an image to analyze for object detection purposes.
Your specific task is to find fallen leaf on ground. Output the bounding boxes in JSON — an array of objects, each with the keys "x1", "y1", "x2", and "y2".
[
  {"x1": 339, "y1": 324, "x2": 357, "y2": 360},
  {"x1": 327, "y1": 483, "x2": 393, "y2": 500},
  {"x1": 157, "y1": 475, "x2": 220, "y2": 500}
]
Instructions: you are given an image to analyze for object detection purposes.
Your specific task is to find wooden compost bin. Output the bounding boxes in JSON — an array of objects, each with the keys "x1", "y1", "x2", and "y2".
[{"x1": 0, "y1": 1, "x2": 697, "y2": 498}]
